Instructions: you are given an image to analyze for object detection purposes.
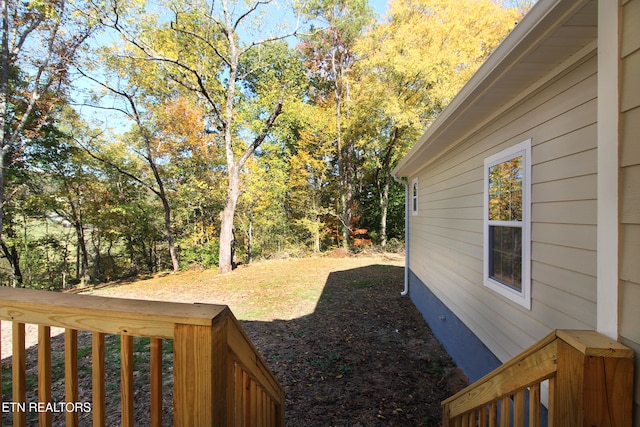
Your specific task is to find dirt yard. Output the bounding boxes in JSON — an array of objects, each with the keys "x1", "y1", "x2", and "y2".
[{"x1": 1, "y1": 255, "x2": 468, "y2": 426}]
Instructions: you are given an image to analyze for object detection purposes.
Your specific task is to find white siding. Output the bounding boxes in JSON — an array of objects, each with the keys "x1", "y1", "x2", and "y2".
[
  {"x1": 619, "y1": 0, "x2": 640, "y2": 417},
  {"x1": 410, "y1": 52, "x2": 598, "y2": 363}
]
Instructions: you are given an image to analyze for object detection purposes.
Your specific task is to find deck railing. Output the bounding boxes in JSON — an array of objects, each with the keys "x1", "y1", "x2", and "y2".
[
  {"x1": 442, "y1": 329, "x2": 634, "y2": 426},
  {"x1": 0, "y1": 286, "x2": 285, "y2": 426}
]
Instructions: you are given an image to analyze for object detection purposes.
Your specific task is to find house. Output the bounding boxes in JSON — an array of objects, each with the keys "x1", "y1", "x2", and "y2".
[{"x1": 392, "y1": 0, "x2": 639, "y2": 420}]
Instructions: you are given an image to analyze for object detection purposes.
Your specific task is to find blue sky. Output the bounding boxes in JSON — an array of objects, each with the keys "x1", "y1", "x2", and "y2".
[{"x1": 370, "y1": 0, "x2": 389, "y2": 19}]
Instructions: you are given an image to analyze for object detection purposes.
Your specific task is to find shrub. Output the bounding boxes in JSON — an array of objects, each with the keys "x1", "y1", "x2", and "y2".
[{"x1": 179, "y1": 241, "x2": 220, "y2": 270}]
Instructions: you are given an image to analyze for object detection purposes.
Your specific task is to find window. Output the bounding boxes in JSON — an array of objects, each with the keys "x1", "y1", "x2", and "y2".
[
  {"x1": 483, "y1": 140, "x2": 531, "y2": 309},
  {"x1": 411, "y1": 178, "x2": 419, "y2": 215}
]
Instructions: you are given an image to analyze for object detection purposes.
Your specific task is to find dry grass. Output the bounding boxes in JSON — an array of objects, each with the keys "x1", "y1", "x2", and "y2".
[{"x1": 84, "y1": 254, "x2": 405, "y2": 321}]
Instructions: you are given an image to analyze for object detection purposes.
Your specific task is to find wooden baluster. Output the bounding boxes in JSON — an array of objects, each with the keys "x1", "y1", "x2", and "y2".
[
  {"x1": 65, "y1": 329, "x2": 79, "y2": 427},
  {"x1": 244, "y1": 370, "x2": 251, "y2": 426},
  {"x1": 92, "y1": 332, "x2": 106, "y2": 427},
  {"x1": 478, "y1": 405, "x2": 487, "y2": 427},
  {"x1": 38, "y1": 326, "x2": 52, "y2": 427},
  {"x1": 500, "y1": 396, "x2": 510, "y2": 427},
  {"x1": 12, "y1": 322, "x2": 26, "y2": 427},
  {"x1": 514, "y1": 389, "x2": 525, "y2": 427},
  {"x1": 262, "y1": 389, "x2": 268, "y2": 426},
  {"x1": 232, "y1": 364, "x2": 244, "y2": 424},
  {"x1": 150, "y1": 338, "x2": 163, "y2": 427},
  {"x1": 257, "y1": 386, "x2": 264, "y2": 427},
  {"x1": 547, "y1": 377, "x2": 556, "y2": 427},
  {"x1": 488, "y1": 402, "x2": 497, "y2": 426},
  {"x1": 264, "y1": 389, "x2": 269, "y2": 427},
  {"x1": 529, "y1": 383, "x2": 541, "y2": 427},
  {"x1": 265, "y1": 392, "x2": 270, "y2": 426},
  {"x1": 121, "y1": 335, "x2": 134, "y2": 427},
  {"x1": 469, "y1": 410, "x2": 477, "y2": 427},
  {"x1": 250, "y1": 379, "x2": 258, "y2": 426}
]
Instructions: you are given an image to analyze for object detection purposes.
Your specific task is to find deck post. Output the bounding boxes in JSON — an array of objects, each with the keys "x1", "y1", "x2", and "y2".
[
  {"x1": 554, "y1": 330, "x2": 634, "y2": 427},
  {"x1": 173, "y1": 316, "x2": 228, "y2": 426}
]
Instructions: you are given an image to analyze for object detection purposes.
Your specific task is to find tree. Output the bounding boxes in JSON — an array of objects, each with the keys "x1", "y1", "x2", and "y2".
[
  {"x1": 350, "y1": 0, "x2": 520, "y2": 245},
  {"x1": 237, "y1": 143, "x2": 291, "y2": 262},
  {"x1": 298, "y1": 0, "x2": 374, "y2": 248},
  {"x1": 1, "y1": 0, "x2": 92, "y2": 239},
  {"x1": 73, "y1": 78, "x2": 184, "y2": 272},
  {"x1": 90, "y1": 0, "x2": 303, "y2": 273},
  {"x1": 284, "y1": 103, "x2": 335, "y2": 252}
]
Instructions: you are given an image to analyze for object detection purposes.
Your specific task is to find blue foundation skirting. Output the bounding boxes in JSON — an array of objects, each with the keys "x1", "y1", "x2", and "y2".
[
  {"x1": 408, "y1": 269, "x2": 500, "y2": 382},
  {"x1": 408, "y1": 269, "x2": 548, "y2": 425}
]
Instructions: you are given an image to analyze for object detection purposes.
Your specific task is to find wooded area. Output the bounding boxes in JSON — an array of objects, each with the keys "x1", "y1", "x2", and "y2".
[{"x1": 1, "y1": 0, "x2": 523, "y2": 288}]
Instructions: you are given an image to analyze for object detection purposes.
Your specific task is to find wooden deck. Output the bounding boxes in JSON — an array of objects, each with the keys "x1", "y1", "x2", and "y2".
[{"x1": 0, "y1": 287, "x2": 284, "y2": 426}]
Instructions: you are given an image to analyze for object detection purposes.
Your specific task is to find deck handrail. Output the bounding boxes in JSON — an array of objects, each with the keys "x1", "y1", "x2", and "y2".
[
  {"x1": 0, "y1": 286, "x2": 285, "y2": 426},
  {"x1": 441, "y1": 329, "x2": 634, "y2": 426}
]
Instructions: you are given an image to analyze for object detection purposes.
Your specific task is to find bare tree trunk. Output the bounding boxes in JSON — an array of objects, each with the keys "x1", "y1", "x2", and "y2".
[
  {"x1": 247, "y1": 211, "x2": 253, "y2": 264},
  {"x1": 380, "y1": 176, "x2": 389, "y2": 247},
  {"x1": 66, "y1": 193, "x2": 90, "y2": 285},
  {"x1": 1, "y1": 239, "x2": 22, "y2": 287},
  {"x1": 379, "y1": 127, "x2": 399, "y2": 247},
  {"x1": 158, "y1": 184, "x2": 179, "y2": 272},
  {"x1": 125, "y1": 225, "x2": 137, "y2": 276},
  {"x1": 74, "y1": 222, "x2": 90, "y2": 285},
  {"x1": 218, "y1": 168, "x2": 240, "y2": 273}
]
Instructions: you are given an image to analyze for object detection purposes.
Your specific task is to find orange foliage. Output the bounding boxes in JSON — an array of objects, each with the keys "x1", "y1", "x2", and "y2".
[{"x1": 153, "y1": 97, "x2": 215, "y2": 162}]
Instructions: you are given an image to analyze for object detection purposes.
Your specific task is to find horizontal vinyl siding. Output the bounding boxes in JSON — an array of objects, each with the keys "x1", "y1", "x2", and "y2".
[
  {"x1": 619, "y1": 0, "x2": 640, "y2": 416},
  {"x1": 409, "y1": 51, "x2": 597, "y2": 364}
]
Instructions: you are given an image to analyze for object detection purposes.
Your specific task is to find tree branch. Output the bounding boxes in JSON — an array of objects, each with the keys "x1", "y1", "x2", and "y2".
[
  {"x1": 238, "y1": 98, "x2": 283, "y2": 168},
  {"x1": 170, "y1": 17, "x2": 231, "y2": 68},
  {"x1": 72, "y1": 135, "x2": 161, "y2": 199}
]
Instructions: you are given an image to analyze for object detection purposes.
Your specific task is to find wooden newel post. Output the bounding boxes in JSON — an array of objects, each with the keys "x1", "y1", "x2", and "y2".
[
  {"x1": 174, "y1": 316, "x2": 228, "y2": 426},
  {"x1": 553, "y1": 330, "x2": 634, "y2": 427}
]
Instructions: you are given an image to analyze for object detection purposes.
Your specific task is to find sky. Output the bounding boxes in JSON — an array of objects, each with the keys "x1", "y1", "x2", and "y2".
[{"x1": 370, "y1": 0, "x2": 389, "y2": 20}]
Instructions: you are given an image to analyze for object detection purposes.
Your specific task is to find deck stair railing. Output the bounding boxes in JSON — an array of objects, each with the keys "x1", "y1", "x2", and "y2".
[
  {"x1": 0, "y1": 286, "x2": 285, "y2": 426},
  {"x1": 442, "y1": 329, "x2": 634, "y2": 427}
]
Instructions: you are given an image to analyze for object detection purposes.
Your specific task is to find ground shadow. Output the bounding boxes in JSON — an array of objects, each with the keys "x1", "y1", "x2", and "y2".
[{"x1": 241, "y1": 264, "x2": 468, "y2": 426}]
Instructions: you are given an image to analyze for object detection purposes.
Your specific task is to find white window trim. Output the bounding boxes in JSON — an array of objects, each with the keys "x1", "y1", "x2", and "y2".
[
  {"x1": 483, "y1": 139, "x2": 532, "y2": 310},
  {"x1": 411, "y1": 177, "x2": 419, "y2": 216}
]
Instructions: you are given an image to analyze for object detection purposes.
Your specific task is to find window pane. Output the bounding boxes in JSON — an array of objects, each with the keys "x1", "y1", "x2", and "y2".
[
  {"x1": 488, "y1": 156, "x2": 523, "y2": 221},
  {"x1": 489, "y1": 226, "x2": 522, "y2": 291}
]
